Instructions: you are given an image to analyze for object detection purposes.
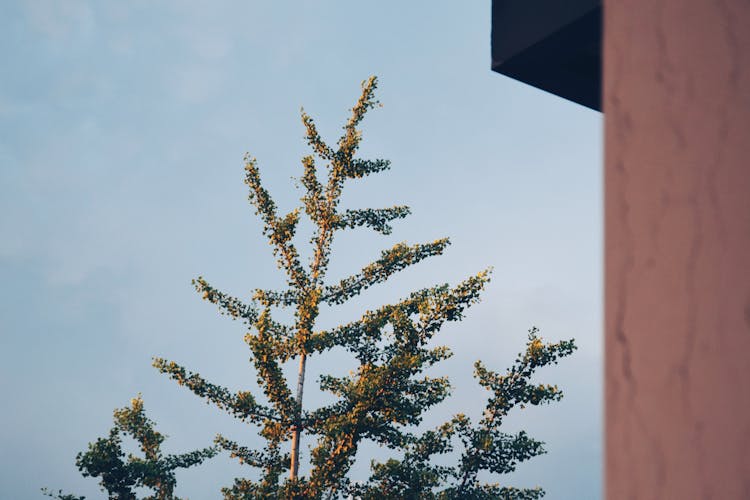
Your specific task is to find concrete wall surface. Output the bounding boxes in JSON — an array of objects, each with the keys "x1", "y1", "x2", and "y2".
[{"x1": 605, "y1": 0, "x2": 750, "y2": 498}]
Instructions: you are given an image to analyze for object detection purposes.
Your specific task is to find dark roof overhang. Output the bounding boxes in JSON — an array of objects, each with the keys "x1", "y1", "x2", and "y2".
[{"x1": 491, "y1": 0, "x2": 602, "y2": 111}]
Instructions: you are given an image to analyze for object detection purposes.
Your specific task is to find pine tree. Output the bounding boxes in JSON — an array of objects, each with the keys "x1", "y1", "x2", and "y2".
[{"x1": 149, "y1": 76, "x2": 576, "y2": 499}]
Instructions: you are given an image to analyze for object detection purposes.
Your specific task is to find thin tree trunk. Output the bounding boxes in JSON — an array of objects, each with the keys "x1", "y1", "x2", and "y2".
[{"x1": 290, "y1": 352, "x2": 307, "y2": 479}]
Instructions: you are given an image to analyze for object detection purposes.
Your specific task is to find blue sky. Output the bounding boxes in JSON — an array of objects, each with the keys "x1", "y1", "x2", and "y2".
[{"x1": 0, "y1": 1, "x2": 602, "y2": 498}]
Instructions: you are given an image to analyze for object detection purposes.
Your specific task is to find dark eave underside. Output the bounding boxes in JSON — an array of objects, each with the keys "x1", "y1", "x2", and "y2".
[{"x1": 491, "y1": 1, "x2": 602, "y2": 111}]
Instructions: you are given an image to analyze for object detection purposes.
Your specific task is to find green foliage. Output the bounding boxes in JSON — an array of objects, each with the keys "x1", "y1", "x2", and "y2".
[
  {"x1": 347, "y1": 329, "x2": 575, "y2": 500},
  {"x1": 41, "y1": 489, "x2": 86, "y2": 500},
  {"x1": 149, "y1": 77, "x2": 576, "y2": 499},
  {"x1": 55, "y1": 76, "x2": 575, "y2": 499},
  {"x1": 47, "y1": 396, "x2": 216, "y2": 500}
]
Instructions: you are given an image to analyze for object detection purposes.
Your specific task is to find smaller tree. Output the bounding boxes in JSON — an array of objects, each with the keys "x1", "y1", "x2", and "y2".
[{"x1": 45, "y1": 396, "x2": 216, "y2": 500}]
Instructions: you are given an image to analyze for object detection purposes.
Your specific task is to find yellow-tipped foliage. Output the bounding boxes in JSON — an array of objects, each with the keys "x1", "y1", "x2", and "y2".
[{"x1": 59, "y1": 77, "x2": 576, "y2": 500}]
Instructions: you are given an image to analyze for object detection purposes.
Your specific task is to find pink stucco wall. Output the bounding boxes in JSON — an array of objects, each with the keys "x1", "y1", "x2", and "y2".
[{"x1": 605, "y1": 1, "x2": 750, "y2": 498}]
